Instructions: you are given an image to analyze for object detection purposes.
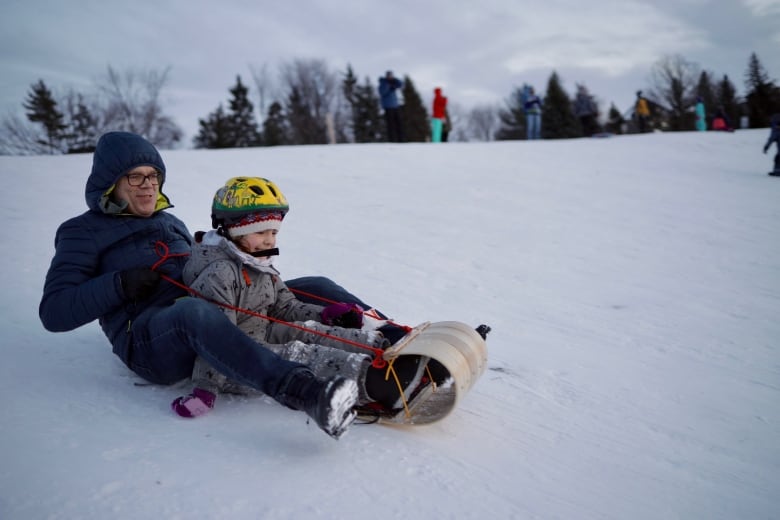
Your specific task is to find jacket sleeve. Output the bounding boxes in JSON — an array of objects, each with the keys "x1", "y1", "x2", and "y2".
[
  {"x1": 269, "y1": 278, "x2": 325, "y2": 323},
  {"x1": 266, "y1": 278, "x2": 388, "y2": 355},
  {"x1": 39, "y1": 219, "x2": 125, "y2": 332}
]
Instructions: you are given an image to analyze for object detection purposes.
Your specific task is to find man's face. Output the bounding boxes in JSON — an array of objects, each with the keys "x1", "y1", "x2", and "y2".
[{"x1": 113, "y1": 165, "x2": 160, "y2": 217}]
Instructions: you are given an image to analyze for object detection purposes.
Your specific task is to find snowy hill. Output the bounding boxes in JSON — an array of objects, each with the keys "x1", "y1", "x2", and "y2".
[{"x1": 1, "y1": 131, "x2": 778, "y2": 519}]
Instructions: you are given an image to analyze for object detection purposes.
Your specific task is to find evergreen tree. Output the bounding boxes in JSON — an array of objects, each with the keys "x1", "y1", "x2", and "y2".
[
  {"x1": 400, "y1": 76, "x2": 428, "y2": 142},
  {"x1": 541, "y1": 72, "x2": 579, "y2": 139},
  {"x1": 572, "y1": 83, "x2": 599, "y2": 136},
  {"x1": 495, "y1": 86, "x2": 526, "y2": 140},
  {"x1": 227, "y1": 75, "x2": 262, "y2": 147},
  {"x1": 194, "y1": 76, "x2": 263, "y2": 149},
  {"x1": 744, "y1": 52, "x2": 780, "y2": 128},
  {"x1": 194, "y1": 104, "x2": 233, "y2": 149},
  {"x1": 716, "y1": 75, "x2": 740, "y2": 129},
  {"x1": 286, "y1": 86, "x2": 326, "y2": 144},
  {"x1": 61, "y1": 92, "x2": 98, "y2": 153},
  {"x1": 23, "y1": 79, "x2": 65, "y2": 153},
  {"x1": 695, "y1": 71, "x2": 718, "y2": 129},
  {"x1": 278, "y1": 59, "x2": 337, "y2": 144},
  {"x1": 342, "y1": 65, "x2": 358, "y2": 141},
  {"x1": 342, "y1": 65, "x2": 384, "y2": 143},
  {"x1": 262, "y1": 101, "x2": 289, "y2": 146},
  {"x1": 604, "y1": 103, "x2": 625, "y2": 134}
]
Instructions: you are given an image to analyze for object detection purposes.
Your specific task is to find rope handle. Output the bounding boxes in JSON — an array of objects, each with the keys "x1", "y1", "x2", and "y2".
[
  {"x1": 151, "y1": 240, "x2": 390, "y2": 368},
  {"x1": 286, "y1": 287, "x2": 413, "y2": 333}
]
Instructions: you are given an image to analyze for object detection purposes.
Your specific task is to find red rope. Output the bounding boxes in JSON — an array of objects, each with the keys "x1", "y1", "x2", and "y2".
[
  {"x1": 151, "y1": 240, "x2": 388, "y2": 368},
  {"x1": 289, "y1": 288, "x2": 413, "y2": 334}
]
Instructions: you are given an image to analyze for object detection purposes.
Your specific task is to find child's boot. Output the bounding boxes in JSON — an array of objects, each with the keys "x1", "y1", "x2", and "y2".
[{"x1": 171, "y1": 387, "x2": 216, "y2": 418}]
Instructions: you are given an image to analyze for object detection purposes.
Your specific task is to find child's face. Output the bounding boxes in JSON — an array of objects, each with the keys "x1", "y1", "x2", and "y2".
[{"x1": 236, "y1": 229, "x2": 278, "y2": 255}]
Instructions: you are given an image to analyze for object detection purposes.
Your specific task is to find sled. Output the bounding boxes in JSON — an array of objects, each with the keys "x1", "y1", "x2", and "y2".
[{"x1": 356, "y1": 321, "x2": 488, "y2": 425}]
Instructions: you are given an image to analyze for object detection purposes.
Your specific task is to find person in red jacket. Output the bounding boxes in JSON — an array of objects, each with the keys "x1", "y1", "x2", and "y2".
[{"x1": 431, "y1": 87, "x2": 448, "y2": 142}]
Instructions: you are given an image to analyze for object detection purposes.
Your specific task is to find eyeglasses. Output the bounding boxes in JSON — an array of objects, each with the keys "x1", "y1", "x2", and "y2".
[{"x1": 125, "y1": 172, "x2": 162, "y2": 186}]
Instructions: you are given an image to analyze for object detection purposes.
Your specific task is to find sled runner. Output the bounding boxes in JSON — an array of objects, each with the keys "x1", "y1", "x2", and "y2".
[{"x1": 356, "y1": 321, "x2": 488, "y2": 425}]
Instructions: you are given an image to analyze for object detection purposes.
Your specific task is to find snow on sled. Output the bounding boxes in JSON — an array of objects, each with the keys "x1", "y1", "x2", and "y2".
[{"x1": 356, "y1": 321, "x2": 488, "y2": 425}]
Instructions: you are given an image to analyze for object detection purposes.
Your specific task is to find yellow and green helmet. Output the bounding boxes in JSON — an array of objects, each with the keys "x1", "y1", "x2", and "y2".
[{"x1": 211, "y1": 177, "x2": 289, "y2": 237}]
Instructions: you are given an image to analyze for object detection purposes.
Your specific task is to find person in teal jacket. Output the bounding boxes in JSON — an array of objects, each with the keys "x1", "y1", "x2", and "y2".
[{"x1": 695, "y1": 97, "x2": 706, "y2": 131}]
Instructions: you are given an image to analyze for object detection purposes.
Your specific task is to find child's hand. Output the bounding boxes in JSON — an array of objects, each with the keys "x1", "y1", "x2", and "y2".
[{"x1": 321, "y1": 303, "x2": 364, "y2": 328}]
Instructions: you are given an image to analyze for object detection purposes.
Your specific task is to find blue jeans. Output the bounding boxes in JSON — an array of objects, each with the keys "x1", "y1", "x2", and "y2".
[
  {"x1": 285, "y1": 276, "x2": 384, "y2": 317},
  {"x1": 128, "y1": 277, "x2": 397, "y2": 388},
  {"x1": 286, "y1": 276, "x2": 409, "y2": 344},
  {"x1": 128, "y1": 297, "x2": 302, "y2": 393},
  {"x1": 526, "y1": 113, "x2": 541, "y2": 139}
]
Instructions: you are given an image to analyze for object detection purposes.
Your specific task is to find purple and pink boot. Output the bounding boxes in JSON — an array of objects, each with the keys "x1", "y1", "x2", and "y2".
[{"x1": 171, "y1": 387, "x2": 216, "y2": 418}]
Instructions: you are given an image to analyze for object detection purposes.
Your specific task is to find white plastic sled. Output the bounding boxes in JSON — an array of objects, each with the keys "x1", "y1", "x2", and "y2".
[{"x1": 357, "y1": 321, "x2": 488, "y2": 425}]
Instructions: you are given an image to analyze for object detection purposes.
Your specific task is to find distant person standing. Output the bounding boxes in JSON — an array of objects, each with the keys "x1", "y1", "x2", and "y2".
[
  {"x1": 635, "y1": 91, "x2": 650, "y2": 133},
  {"x1": 442, "y1": 109, "x2": 452, "y2": 142},
  {"x1": 763, "y1": 113, "x2": 780, "y2": 176},
  {"x1": 574, "y1": 84, "x2": 598, "y2": 137},
  {"x1": 524, "y1": 86, "x2": 542, "y2": 140},
  {"x1": 695, "y1": 97, "x2": 706, "y2": 131},
  {"x1": 378, "y1": 70, "x2": 404, "y2": 143},
  {"x1": 431, "y1": 87, "x2": 448, "y2": 142}
]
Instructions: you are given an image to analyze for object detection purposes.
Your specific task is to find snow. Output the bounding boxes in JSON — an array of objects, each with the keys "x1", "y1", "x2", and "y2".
[{"x1": 1, "y1": 130, "x2": 779, "y2": 519}]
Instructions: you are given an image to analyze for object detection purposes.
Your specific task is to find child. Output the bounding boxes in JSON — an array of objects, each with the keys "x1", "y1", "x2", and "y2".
[
  {"x1": 764, "y1": 114, "x2": 780, "y2": 176},
  {"x1": 174, "y1": 177, "x2": 431, "y2": 417},
  {"x1": 711, "y1": 106, "x2": 734, "y2": 132}
]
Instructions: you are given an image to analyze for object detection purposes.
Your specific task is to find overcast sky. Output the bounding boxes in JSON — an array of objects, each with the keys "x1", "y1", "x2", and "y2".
[{"x1": 2, "y1": 0, "x2": 779, "y2": 143}]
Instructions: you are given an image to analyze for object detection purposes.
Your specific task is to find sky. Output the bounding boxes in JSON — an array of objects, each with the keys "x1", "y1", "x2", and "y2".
[
  {"x1": 1, "y1": 130, "x2": 778, "y2": 518},
  {"x1": 2, "y1": 0, "x2": 780, "y2": 144}
]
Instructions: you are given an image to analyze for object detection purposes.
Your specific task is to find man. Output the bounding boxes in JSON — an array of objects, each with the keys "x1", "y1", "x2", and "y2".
[
  {"x1": 524, "y1": 86, "x2": 542, "y2": 140},
  {"x1": 39, "y1": 131, "x2": 358, "y2": 439},
  {"x1": 378, "y1": 70, "x2": 404, "y2": 142}
]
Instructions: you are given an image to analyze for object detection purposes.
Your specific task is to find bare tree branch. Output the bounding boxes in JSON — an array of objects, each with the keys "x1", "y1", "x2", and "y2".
[{"x1": 467, "y1": 104, "x2": 499, "y2": 141}]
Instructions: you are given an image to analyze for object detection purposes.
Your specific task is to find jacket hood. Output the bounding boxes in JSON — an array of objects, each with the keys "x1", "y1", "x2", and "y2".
[{"x1": 85, "y1": 131, "x2": 172, "y2": 213}]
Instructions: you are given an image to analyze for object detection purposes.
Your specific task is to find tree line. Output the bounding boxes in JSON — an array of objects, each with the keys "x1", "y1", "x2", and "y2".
[{"x1": 2, "y1": 52, "x2": 778, "y2": 155}]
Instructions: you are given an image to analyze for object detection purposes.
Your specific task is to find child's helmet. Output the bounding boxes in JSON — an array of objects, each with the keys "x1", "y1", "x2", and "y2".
[{"x1": 211, "y1": 177, "x2": 289, "y2": 234}]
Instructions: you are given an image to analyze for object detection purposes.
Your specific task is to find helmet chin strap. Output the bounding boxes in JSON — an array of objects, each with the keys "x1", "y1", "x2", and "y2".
[
  {"x1": 216, "y1": 225, "x2": 279, "y2": 258},
  {"x1": 249, "y1": 247, "x2": 279, "y2": 258}
]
